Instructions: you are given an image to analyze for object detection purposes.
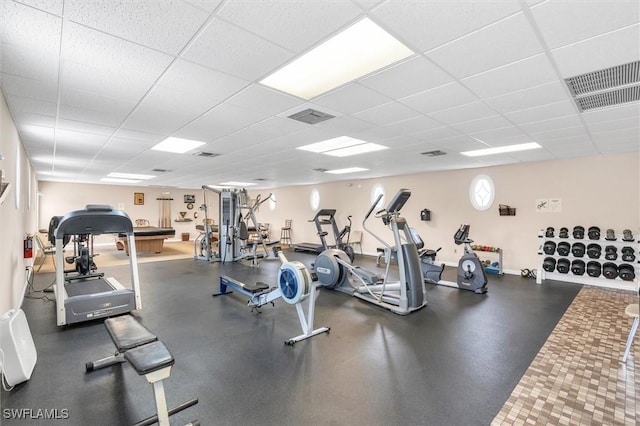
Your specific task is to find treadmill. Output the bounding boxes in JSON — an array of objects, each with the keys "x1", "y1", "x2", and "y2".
[
  {"x1": 53, "y1": 205, "x2": 142, "y2": 326},
  {"x1": 292, "y1": 209, "x2": 339, "y2": 254}
]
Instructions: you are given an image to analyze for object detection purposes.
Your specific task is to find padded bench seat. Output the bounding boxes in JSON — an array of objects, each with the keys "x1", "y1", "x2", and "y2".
[
  {"x1": 105, "y1": 315, "x2": 157, "y2": 350},
  {"x1": 125, "y1": 340, "x2": 175, "y2": 375},
  {"x1": 86, "y1": 315, "x2": 198, "y2": 425}
]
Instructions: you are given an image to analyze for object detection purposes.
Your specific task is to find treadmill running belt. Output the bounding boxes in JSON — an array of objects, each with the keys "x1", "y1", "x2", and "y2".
[{"x1": 65, "y1": 278, "x2": 114, "y2": 297}]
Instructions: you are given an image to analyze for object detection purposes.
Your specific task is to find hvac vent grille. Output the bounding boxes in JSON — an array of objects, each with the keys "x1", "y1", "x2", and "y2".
[
  {"x1": 152, "y1": 168, "x2": 170, "y2": 173},
  {"x1": 193, "y1": 151, "x2": 220, "y2": 158},
  {"x1": 421, "y1": 150, "x2": 447, "y2": 157},
  {"x1": 288, "y1": 108, "x2": 335, "y2": 124},
  {"x1": 313, "y1": 168, "x2": 329, "y2": 172},
  {"x1": 565, "y1": 61, "x2": 640, "y2": 96},
  {"x1": 575, "y1": 85, "x2": 640, "y2": 112}
]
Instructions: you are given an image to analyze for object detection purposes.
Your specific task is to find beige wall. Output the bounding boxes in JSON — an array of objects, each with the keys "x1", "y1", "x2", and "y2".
[
  {"x1": 38, "y1": 182, "x2": 208, "y2": 244},
  {"x1": 0, "y1": 91, "x2": 39, "y2": 315},
  {"x1": 256, "y1": 152, "x2": 639, "y2": 273},
  {"x1": 28, "y1": 153, "x2": 640, "y2": 276}
]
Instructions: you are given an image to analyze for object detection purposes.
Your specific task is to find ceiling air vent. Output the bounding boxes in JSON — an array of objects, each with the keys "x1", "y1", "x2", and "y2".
[
  {"x1": 254, "y1": 178, "x2": 267, "y2": 181},
  {"x1": 152, "y1": 168, "x2": 170, "y2": 173},
  {"x1": 421, "y1": 150, "x2": 447, "y2": 157},
  {"x1": 575, "y1": 86, "x2": 640, "y2": 112},
  {"x1": 565, "y1": 61, "x2": 640, "y2": 112},
  {"x1": 288, "y1": 108, "x2": 335, "y2": 124},
  {"x1": 193, "y1": 151, "x2": 220, "y2": 158},
  {"x1": 313, "y1": 168, "x2": 329, "y2": 172}
]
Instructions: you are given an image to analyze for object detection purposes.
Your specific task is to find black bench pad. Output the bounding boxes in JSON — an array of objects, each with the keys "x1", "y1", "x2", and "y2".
[
  {"x1": 125, "y1": 341, "x2": 175, "y2": 375},
  {"x1": 105, "y1": 315, "x2": 157, "y2": 351}
]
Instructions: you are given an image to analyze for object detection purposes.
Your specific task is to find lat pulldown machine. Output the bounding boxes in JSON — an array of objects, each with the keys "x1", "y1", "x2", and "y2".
[{"x1": 194, "y1": 186, "x2": 278, "y2": 266}]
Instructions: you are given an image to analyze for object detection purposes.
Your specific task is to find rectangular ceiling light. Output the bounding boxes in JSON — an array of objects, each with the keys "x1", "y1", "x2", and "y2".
[
  {"x1": 152, "y1": 137, "x2": 206, "y2": 154},
  {"x1": 100, "y1": 177, "x2": 142, "y2": 184},
  {"x1": 325, "y1": 167, "x2": 369, "y2": 174},
  {"x1": 108, "y1": 172, "x2": 155, "y2": 180},
  {"x1": 461, "y1": 142, "x2": 542, "y2": 157},
  {"x1": 219, "y1": 181, "x2": 257, "y2": 187},
  {"x1": 260, "y1": 18, "x2": 414, "y2": 99},
  {"x1": 324, "y1": 142, "x2": 388, "y2": 157},
  {"x1": 298, "y1": 136, "x2": 388, "y2": 157},
  {"x1": 298, "y1": 136, "x2": 366, "y2": 153}
]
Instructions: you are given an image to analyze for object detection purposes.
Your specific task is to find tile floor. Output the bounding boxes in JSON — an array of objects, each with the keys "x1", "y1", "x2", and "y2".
[{"x1": 493, "y1": 286, "x2": 639, "y2": 426}]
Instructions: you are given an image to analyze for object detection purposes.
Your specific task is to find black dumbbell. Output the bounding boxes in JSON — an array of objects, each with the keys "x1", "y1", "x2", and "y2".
[
  {"x1": 602, "y1": 262, "x2": 618, "y2": 279},
  {"x1": 573, "y1": 226, "x2": 585, "y2": 239},
  {"x1": 587, "y1": 261, "x2": 601, "y2": 277},
  {"x1": 571, "y1": 242, "x2": 585, "y2": 257},
  {"x1": 543, "y1": 257, "x2": 556, "y2": 272},
  {"x1": 618, "y1": 264, "x2": 636, "y2": 281},
  {"x1": 621, "y1": 247, "x2": 636, "y2": 262},
  {"x1": 571, "y1": 259, "x2": 585, "y2": 275},
  {"x1": 557, "y1": 258, "x2": 570, "y2": 274},
  {"x1": 559, "y1": 227, "x2": 569, "y2": 238},
  {"x1": 543, "y1": 241, "x2": 556, "y2": 255},
  {"x1": 604, "y1": 245, "x2": 618, "y2": 261},
  {"x1": 586, "y1": 243, "x2": 601, "y2": 259},
  {"x1": 557, "y1": 242, "x2": 571, "y2": 256},
  {"x1": 587, "y1": 226, "x2": 600, "y2": 240},
  {"x1": 545, "y1": 227, "x2": 555, "y2": 238}
]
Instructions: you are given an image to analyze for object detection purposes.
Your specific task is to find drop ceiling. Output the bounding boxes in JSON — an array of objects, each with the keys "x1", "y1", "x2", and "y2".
[{"x1": 1, "y1": 0, "x2": 638, "y2": 190}]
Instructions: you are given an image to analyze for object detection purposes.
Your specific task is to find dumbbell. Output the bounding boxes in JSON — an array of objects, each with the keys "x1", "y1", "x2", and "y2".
[
  {"x1": 621, "y1": 247, "x2": 636, "y2": 262},
  {"x1": 557, "y1": 258, "x2": 570, "y2": 274},
  {"x1": 571, "y1": 242, "x2": 585, "y2": 257},
  {"x1": 557, "y1": 242, "x2": 571, "y2": 256},
  {"x1": 604, "y1": 245, "x2": 617, "y2": 261},
  {"x1": 573, "y1": 226, "x2": 585, "y2": 239},
  {"x1": 543, "y1": 241, "x2": 556, "y2": 255},
  {"x1": 602, "y1": 262, "x2": 618, "y2": 279},
  {"x1": 543, "y1": 257, "x2": 556, "y2": 272},
  {"x1": 587, "y1": 226, "x2": 600, "y2": 240},
  {"x1": 571, "y1": 259, "x2": 585, "y2": 275},
  {"x1": 586, "y1": 243, "x2": 601, "y2": 259},
  {"x1": 559, "y1": 227, "x2": 569, "y2": 238},
  {"x1": 618, "y1": 264, "x2": 636, "y2": 281},
  {"x1": 587, "y1": 261, "x2": 601, "y2": 277},
  {"x1": 545, "y1": 227, "x2": 555, "y2": 238}
]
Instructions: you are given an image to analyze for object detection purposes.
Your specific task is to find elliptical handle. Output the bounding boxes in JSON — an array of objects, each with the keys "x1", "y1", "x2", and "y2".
[{"x1": 364, "y1": 194, "x2": 384, "y2": 220}]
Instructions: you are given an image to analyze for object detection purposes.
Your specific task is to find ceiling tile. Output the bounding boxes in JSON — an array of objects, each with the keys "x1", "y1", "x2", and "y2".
[
  {"x1": 121, "y1": 104, "x2": 195, "y2": 135},
  {"x1": 531, "y1": 0, "x2": 639, "y2": 49},
  {"x1": 359, "y1": 56, "x2": 454, "y2": 99},
  {"x1": 525, "y1": 124, "x2": 589, "y2": 141},
  {"x1": 62, "y1": 22, "x2": 174, "y2": 100},
  {"x1": 503, "y1": 100, "x2": 577, "y2": 125},
  {"x1": 352, "y1": 101, "x2": 420, "y2": 125},
  {"x1": 551, "y1": 25, "x2": 640, "y2": 77},
  {"x1": 519, "y1": 116, "x2": 585, "y2": 137},
  {"x1": 462, "y1": 54, "x2": 559, "y2": 99},
  {"x1": 5, "y1": 95, "x2": 57, "y2": 117},
  {"x1": 226, "y1": 84, "x2": 305, "y2": 116},
  {"x1": 427, "y1": 12, "x2": 544, "y2": 79},
  {"x1": 218, "y1": 0, "x2": 362, "y2": 53},
  {"x1": 158, "y1": 59, "x2": 250, "y2": 103},
  {"x1": 372, "y1": 0, "x2": 521, "y2": 52},
  {"x1": 313, "y1": 83, "x2": 392, "y2": 115},
  {"x1": 400, "y1": 82, "x2": 478, "y2": 115},
  {"x1": 174, "y1": 103, "x2": 272, "y2": 142},
  {"x1": 586, "y1": 117, "x2": 639, "y2": 134},
  {"x1": 14, "y1": 0, "x2": 64, "y2": 15},
  {"x1": 66, "y1": 0, "x2": 210, "y2": 55},
  {"x1": 0, "y1": 74, "x2": 58, "y2": 103},
  {"x1": 428, "y1": 101, "x2": 498, "y2": 126},
  {"x1": 59, "y1": 87, "x2": 137, "y2": 127},
  {"x1": 581, "y1": 103, "x2": 640, "y2": 125},
  {"x1": 467, "y1": 126, "x2": 534, "y2": 145},
  {"x1": 183, "y1": 18, "x2": 294, "y2": 81},
  {"x1": 485, "y1": 81, "x2": 570, "y2": 113},
  {"x1": 183, "y1": 0, "x2": 223, "y2": 13},
  {"x1": 451, "y1": 115, "x2": 515, "y2": 134}
]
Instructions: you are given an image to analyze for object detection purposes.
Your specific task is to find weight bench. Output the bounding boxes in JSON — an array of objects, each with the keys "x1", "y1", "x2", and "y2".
[{"x1": 86, "y1": 315, "x2": 198, "y2": 426}]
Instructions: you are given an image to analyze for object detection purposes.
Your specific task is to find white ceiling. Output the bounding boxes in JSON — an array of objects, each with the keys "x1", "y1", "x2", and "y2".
[{"x1": 1, "y1": 0, "x2": 639, "y2": 190}]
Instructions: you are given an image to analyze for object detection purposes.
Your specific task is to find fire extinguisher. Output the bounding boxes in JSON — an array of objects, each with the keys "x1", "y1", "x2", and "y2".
[{"x1": 24, "y1": 234, "x2": 33, "y2": 258}]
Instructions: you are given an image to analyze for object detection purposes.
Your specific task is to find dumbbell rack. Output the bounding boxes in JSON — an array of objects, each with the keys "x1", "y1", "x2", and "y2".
[
  {"x1": 472, "y1": 245, "x2": 503, "y2": 275},
  {"x1": 537, "y1": 229, "x2": 639, "y2": 290}
]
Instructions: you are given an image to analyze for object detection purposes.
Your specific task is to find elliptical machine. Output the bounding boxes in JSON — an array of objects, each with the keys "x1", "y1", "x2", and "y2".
[
  {"x1": 314, "y1": 189, "x2": 427, "y2": 315},
  {"x1": 418, "y1": 224, "x2": 488, "y2": 294}
]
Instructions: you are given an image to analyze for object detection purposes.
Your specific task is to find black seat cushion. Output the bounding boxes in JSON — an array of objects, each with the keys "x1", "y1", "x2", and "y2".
[
  {"x1": 105, "y1": 315, "x2": 157, "y2": 351},
  {"x1": 125, "y1": 341, "x2": 175, "y2": 375}
]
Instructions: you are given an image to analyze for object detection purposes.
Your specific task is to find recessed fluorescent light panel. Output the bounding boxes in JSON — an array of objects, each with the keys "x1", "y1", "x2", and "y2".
[
  {"x1": 107, "y1": 172, "x2": 155, "y2": 180},
  {"x1": 100, "y1": 177, "x2": 142, "y2": 184},
  {"x1": 461, "y1": 142, "x2": 542, "y2": 157},
  {"x1": 260, "y1": 18, "x2": 414, "y2": 99},
  {"x1": 325, "y1": 167, "x2": 369, "y2": 174},
  {"x1": 219, "y1": 181, "x2": 257, "y2": 187},
  {"x1": 152, "y1": 137, "x2": 205, "y2": 154},
  {"x1": 298, "y1": 136, "x2": 388, "y2": 157}
]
